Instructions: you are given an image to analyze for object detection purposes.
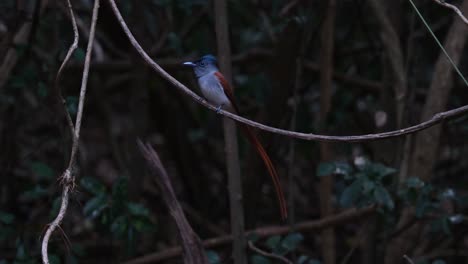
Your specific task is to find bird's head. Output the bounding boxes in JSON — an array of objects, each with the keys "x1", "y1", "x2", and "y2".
[{"x1": 183, "y1": 54, "x2": 218, "y2": 78}]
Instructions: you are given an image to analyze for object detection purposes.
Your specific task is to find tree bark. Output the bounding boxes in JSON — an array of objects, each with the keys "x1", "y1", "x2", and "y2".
[
  {"x1": 214, "y1": 1, "x2": 247, "y2": 263},
  {"x1": 318, "y1": 1, "x2": 337, "y2": 264}
]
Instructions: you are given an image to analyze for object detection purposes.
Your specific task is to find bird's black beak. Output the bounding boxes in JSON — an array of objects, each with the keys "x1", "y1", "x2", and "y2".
[{"x1": 183, "y1": 61, "x2": 196, "y2": 67}]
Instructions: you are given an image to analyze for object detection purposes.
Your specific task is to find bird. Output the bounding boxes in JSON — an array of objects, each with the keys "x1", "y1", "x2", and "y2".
[{"x1": 183, "y1": 54, "x2": 287, "y2": 220}]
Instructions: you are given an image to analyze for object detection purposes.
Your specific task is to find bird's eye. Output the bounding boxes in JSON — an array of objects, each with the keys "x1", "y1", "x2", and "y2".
[{"x1": 200, "y1": 61, "x2": 205, "y2": 66}]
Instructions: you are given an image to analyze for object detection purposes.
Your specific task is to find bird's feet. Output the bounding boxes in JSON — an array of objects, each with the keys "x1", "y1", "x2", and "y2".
[{"x1": 215, "y1": 105, "x2": 224, "y2": 114}]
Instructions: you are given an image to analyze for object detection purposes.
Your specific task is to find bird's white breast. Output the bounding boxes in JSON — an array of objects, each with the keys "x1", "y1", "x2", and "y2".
[{"x1": 197, "y1": 73, "x2": 232, "y2": 108}]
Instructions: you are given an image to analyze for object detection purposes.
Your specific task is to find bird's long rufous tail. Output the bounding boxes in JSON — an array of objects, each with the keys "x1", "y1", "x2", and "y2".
[
  {"x1": 239, "y1": 124, "x2": 288, "y2": 220},
  {"x1": 213, "y1": 71, "x2": 287, "y2": 220}
]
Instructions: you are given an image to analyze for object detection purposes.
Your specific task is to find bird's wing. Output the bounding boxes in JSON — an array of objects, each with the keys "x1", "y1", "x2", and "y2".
[{"x1": 214, "y1": 71, "x2": 241, "y2": 114}]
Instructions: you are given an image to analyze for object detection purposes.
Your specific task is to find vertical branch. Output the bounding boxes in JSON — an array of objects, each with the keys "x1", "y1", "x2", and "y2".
[
  {"x1": 368, "y1": 0, "x2": 407, "y2": 127},
  {"x1": 41, "y1": 1, "x2": 100, "y2": 263},
  {"x1": 55, "y1": 0, "x2": 79, "y2": 137},
  {"x1": 318, "y1": 1, "x2": 336, "y2": 264},
  {"x1": 287, "y1": 58, "x2": 300, "y2": 226},
  {"x1": 288, "y1": 6, "x2": 314, "y2": 228},
  {"x1": 213, "y1": 1, "x2": 247, "y2": 264}
]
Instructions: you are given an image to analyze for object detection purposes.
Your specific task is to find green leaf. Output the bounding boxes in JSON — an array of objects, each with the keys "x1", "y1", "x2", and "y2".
[
  {"x1": 362, "y1": 180, "x2": 376, "y2": 194},
  {"x1": 415, "y1": 199, "x2": 431, "y2": 218},
  {"x1": 187, "y1": 128, "x2": 206, "y2": 142},
  {"x1": 71, "y1": 244, "x2": 86, "y2": 257},
  {"x1": 441, "y1": 217, "x2": 451, "y2": 235},
  {"x1": 372, "y1": 163, "x2": 397, "y2": 179},
  {"x1": 37, "y1": 82, "x2": 48, "y2": 97},
  {"x1": 74, "y1": 48, "x2": 85, "y2": 61},
  {"x1": 15, "y1": 243, "x2": 27, "y2": 260},
  {"x1": 297, "y1": 255, "x2": 310, "y2": 264},
  {"x1": 246, "y1": 232, "x2": 260, "y2": 243},
  {"x1": 317, "y1": 163, "x2": 335, "y2": 177},
  {"x1": 112, "y1": 177, "x2": 128, "y2": 213},
  {"x1": 167, "y1": 32, "x2": 183, "y2": 54},
  {"x1": 206, "y1": 250, "x2": 221, "y2": 264},
  {"x1": 339, "y1": 180, "x2": 361, "y2": 207},
  {"x1": 334, "y1": 162, "x2": 353, "y2": 177},
  {"x1": 280, "y1": 232, "x2": 303, "y2": 252},
  {"x1": 250, "y1": 255, "x2": 271, "y2": 264},
  {"x1": 49, "y1": 254, "x2": 61, "y2": 264},
  {"x1": 50, "y1": 197, "x2": 62, "y2": 217},
  {"x1": 374, "y1": 185, "x2": 394, "y2": 210},
  {"x1": 126, "y1": 202, "x2": 150, "y2": 217},
  {"x1": 317, "y1": 162, "x2": 353, "y2": 177},
  {"x1": 0, "y1": 226, "x2": 14, "y2": 242},
  {"x1": 66, "y1": 96, "x2": 78, "y2": 116},
  {"x1": 131, "y1": 218, "x2": 154, "y2": 232},
  {"x1": 406, "y1": 177, "x2": 425, "y2": 189},
  {"x1": 265, "y1": 235, "x2": 281, "y2": 250},
  {"x1": 30, "y1": 161, "x2": 54, "y2": 180},
  {"x1": 111, "y1": 215, "x2": 128, "y2": 237},
  {"x1": 84, "y1": 193, "x2": 108, "y2": 217},
  {"x1": 21, "y1": 186, "x2": 48, "y2": 200},
  {"x1": 80, "y1": 177, "x2": 106, "y2": 195},
  {"x1": 0, "y1": 211, "x2": 14, "y2": 224}
]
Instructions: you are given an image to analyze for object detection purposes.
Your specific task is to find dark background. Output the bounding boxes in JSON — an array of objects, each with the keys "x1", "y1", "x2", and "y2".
[{"x1": 1, "y1": 0, "x2": 468, "y2": 263}]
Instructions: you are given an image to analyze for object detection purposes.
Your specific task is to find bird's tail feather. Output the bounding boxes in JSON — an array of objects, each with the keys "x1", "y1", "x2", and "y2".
[{"x1": 239, "y1": 124, "x2": 288, "y2": 220}]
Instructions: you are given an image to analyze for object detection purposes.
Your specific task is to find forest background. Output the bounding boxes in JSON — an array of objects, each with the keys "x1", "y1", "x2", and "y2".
[{"x1": 1, "y1": 0, "x2": 468, "y2": 264}]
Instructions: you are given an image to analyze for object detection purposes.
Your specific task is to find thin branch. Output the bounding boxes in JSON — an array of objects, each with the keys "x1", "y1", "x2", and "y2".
[
  {"x1": 41, "y1": 0, "x2": 100, "y2": 263},
  {"x1": 123, "y1": 206, "x2": 376, "y2": 264},
  {"x1": 106, "y1": 0, "x2": 468, "y2": 143},
  {"x1": 403, "y1": 255, "x2": 415, "y2": 264},
  {"x1": 248, "y1": 241, "x2": 293, "y2": 264},
  {"x1": 433, "y1": 0, "x2": 468, "y2": 25},
  {"x1": 55, "y1": 0, "x2": 79, "y2": 137}
]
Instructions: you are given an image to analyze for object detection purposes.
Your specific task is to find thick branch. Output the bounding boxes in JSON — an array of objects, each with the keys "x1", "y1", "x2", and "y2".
[
  {"x1": 137, "y1": 141, "x2": 208, "y2": 264},
  {"x1": 318, "y1": 1, "x2": 337, "y2": 264},
  {"x1": 123, "y1": 206, "x2": 376, "y2": 264},
  {"x1": 368, "y1": 0, "x2": 407, "y2": 126},
  {"x1": 214, "y1": 1, "x2": 247, "y2": 264}
]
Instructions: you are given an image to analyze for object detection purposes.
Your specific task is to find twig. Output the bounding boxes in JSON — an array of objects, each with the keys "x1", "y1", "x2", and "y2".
[
  {"x1": 55, "y1": 0, "x2": 79, "y2": 137},
  {"x1": 433, "y1": 0, "x2": 468, "y2": 25},
  {"x1": 106, "y1": 0, "x2": 468, "y2": 143},
  {"x1": 41, "y1": 0, "x2": 100, "y2": 263},
  {"x1": 248, "y1": 241, "x2": 293, "y2": 264},
  {"x1": 123, "y1": 206, "x2": 376, "y2": 264},
  {"x1": 403, "y1": 254, "x2": 415, "y2": 264}
]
